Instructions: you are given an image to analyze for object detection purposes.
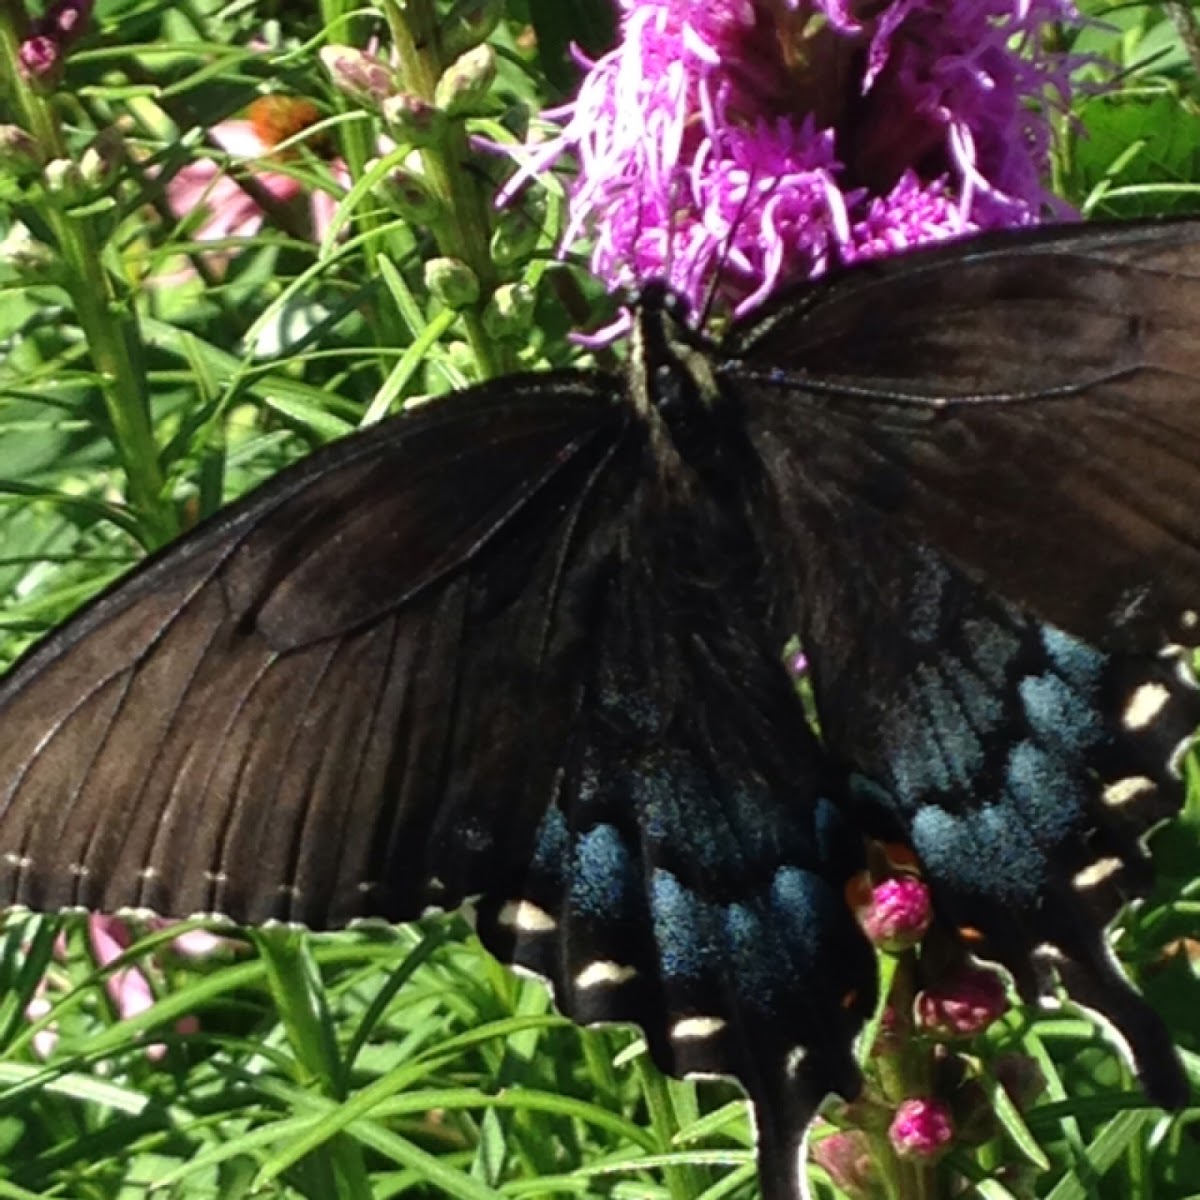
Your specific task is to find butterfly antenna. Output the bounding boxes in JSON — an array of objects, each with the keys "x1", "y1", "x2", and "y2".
[{"x1": 698, "y1": 164, "x2": 764, "y2": 332}]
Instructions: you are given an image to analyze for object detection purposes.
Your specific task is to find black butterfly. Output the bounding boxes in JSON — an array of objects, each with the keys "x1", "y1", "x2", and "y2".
[{"x1": 0, "y1": 219, "x2": 1197, "y2": 1198}]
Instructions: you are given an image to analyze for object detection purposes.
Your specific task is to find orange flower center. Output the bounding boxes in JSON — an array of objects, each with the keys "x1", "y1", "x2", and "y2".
[{"x1": 247, "y1": 95, "x2": 323, "y2": 149}]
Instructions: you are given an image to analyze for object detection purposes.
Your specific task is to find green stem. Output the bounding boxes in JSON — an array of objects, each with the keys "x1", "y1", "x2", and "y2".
[
  {"x1": 254, "y1": 931, "x2": 373, "y2": 1200},
  {"x1": 318, "y1": 0, "x2": 410, "y2": 359},
  {"x1": 0, "y1": 3, "x2": 175, "y2": 547},
  {"x1": 1165, "y1": 1, "x2": 1200, "y2": 81},
  {"x1": 634, "y1": 1056, "x2": 705, "y2": 1200},
  {"x1": 383, "y1": 0, "x2": 509, "y2": 378},
  {"x1": 870, "y1": 952, "x2": 940, "y2": 1200}
]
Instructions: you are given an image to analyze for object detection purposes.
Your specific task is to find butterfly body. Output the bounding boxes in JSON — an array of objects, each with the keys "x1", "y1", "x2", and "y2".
[{"x1": 0, "y1": 220, "x2": 1198, "y2": 1197}]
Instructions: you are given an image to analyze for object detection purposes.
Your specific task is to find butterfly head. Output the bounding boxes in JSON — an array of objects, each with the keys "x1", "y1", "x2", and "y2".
[{"x1": 625, "y1": 280, "x2": 739, "y2": 480}]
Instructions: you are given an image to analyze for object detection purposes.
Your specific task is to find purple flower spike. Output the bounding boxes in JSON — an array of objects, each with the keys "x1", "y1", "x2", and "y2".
[
  {"x1": 916, "y1": 967, "x2": 1009, "y2": 1038},
  {"x1": 888, "y1": 1097, "x2": 955, "y2": 1161},
  {"x1": 507, "y1": 0, "x2": 1085, "y2": 321}
]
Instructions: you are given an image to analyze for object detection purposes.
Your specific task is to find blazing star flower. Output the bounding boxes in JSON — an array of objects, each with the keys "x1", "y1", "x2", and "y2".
[
  {"x1": 506, "y1": 0, "x2": 1083, "y2": 319},
  {"x1": 163, "y1": 96, "x2": 343, "y2": 273}
]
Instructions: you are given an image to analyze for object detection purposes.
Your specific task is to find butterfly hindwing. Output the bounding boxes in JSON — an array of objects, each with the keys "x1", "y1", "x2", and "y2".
[
  {"x1": 475, "y1": 440, "x2": 876, "y2": 1199},
  {"x1": 821, "y1": 522, "x2": 1192, "y2": 1098}
]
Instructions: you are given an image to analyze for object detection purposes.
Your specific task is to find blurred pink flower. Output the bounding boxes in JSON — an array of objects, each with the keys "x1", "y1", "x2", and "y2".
[
  {"x1": 164, "y1": 96, "x2": 344, "y2": 272},
  {"x1": 26, "y1": 915, "x2": 231, "y2": 1061}
]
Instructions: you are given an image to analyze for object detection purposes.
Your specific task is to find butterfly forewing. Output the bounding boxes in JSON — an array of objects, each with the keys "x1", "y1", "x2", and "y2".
[
  {"x1": 0, "y1": 378, "x2": 629, "y2": 923},
  {"x1": 735, "y1": 219, "x2": 1200, "y2": 649},
  {"x1": 0, "y1": 335, "x2": 880, "y2": 1199}
]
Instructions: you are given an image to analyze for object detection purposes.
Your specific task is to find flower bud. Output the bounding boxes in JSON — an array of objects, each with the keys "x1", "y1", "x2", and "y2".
[
  {"x1": 809, "y1": 1130, "x2": 879, "y2": 1199},
  {"x1": 79, "y1": 128, "x2": 124, "y2": 189},
  {"x1": 888, "y1": 1097, "x2": 954, "y2": 1162},
  {"x1": 18, "y1": 0, "x2": 94, "y2": 89},
  {"x1": 915, "y1": 967, "x2": 1008, "y2": 1039},
  {"x1": 382, "y1": 94, "x2": 447, "y2": 148},
  {"x1": 373, "y1": 163, "x2": 442, "y2": 223},
  {"x1": 0, "y1": 223, "x2": 56, "y2": 277},
  {"x1": 44, "y1": 0, "x2": 94, "y2": 46},
  {"x1": 482, "y1": 282, "x2": 535, "y2": 339},
  {"x1": 489, "y1": 205, "x2": 542, "y2": 268},
  {"x1": 424, "y1": 256, "x2": 480, "y2": 310},
  {"x1": 43, "y1": 157, "x2": 84, "y2": 198},
  {"x1": 859, "y1": 875, "x2": 931, "y2": 951},
  {"x1": 0, "y1": 125, "x2": 45, "y2": 176},
  {"x1": 433, "y1": 44, "x2": 497, "y2": 116},
  {"x1": 993, "y1": 1052, "x2": 1047, "y2": 1110},
  {"x1": 19, "y1": 35, "x2": 62, "y2": 87},
  {"x1": 443, "y1": 339, "x2": 476, "y2": 375},
  {"x1": 440, "y1": 0, "x2": 503, "y2": 62},
  {"x1": 25, "y1": 995, "x2": 58, "y2": 1060},
  {"x1": 946, "y1": 1077, "x2": 999, "y2": 1146},
  {"x1": 320, "y1": 45, "x2": 397, "y2": 107}
]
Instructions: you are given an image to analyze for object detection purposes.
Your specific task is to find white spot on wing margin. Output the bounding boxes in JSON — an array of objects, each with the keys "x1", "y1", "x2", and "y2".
[
  {"x1": 497, "y1": 899, "x2": 557, "y2": 932},
  {"x1": 1122, "y1": 682, "x2": 1170, "y2": 730}
]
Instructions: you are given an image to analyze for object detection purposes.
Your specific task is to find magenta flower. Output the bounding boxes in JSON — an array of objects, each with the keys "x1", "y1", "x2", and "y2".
[
  {"x1": 915, "y1": 966, "x2": 1009, "y2": 1038},
  {"x1": 506, "y1": 0, "x2": 1082, "y2": 318},
  {"x1": 163, "y1": 96, "x2": 344, "y2": 273},
  {"x1": 888, "y1": 1097, "x2": 955, "y2": 1161},
  {"x1": 858, "y1": 875, "x2": 932, "y2": 951}
]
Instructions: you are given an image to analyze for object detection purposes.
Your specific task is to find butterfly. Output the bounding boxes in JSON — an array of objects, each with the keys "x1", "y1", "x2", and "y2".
[{"x1": 0, "y1": 218, "x2": 1197, "y2": 1199}]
